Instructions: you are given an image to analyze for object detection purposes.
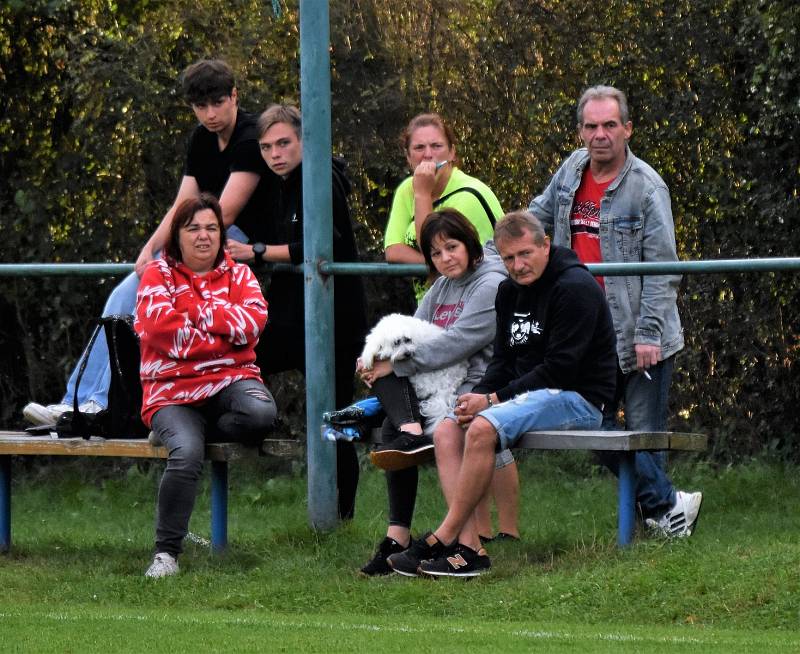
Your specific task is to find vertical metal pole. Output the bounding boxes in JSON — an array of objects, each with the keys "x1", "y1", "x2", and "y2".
[
  {"x1": 617, "y1": 452, "x2": 636, "y2": 547},
  {"x1": 210, "y1": 460, "x2": 228, "y2": 553},
  {"x1": 0, "y1": 455, "x2": 10, "y2": 552},
  {"x1": 299, "y1": 0, "x2": 338, "y2": 530}
]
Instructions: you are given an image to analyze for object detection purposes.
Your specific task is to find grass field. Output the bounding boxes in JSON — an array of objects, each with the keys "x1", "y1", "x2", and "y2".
[{"x1": 1, "y1": 451, "x2": 799, "y2": 652}]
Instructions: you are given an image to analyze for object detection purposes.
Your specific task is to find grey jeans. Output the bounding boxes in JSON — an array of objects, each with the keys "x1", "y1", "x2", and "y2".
[{"x1": 150, "y1": 379, "x2": 277, "y2": 557}]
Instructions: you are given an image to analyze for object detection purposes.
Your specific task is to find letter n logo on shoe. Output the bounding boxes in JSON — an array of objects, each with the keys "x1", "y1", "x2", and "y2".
[{"x1": 446, "y1": 553, "x2": 468, "y2": 570}]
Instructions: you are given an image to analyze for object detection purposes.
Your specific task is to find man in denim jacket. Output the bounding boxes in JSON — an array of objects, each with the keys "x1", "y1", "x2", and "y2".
[{"x1": 529, "y1": 85, "x2": 702, "y2": 537}]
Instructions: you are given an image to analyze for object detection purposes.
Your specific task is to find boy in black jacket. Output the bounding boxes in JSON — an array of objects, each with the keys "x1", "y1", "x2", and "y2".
[
  {"x1": 227, "y1": 104, "x2": 367, "y2": 520},
  {"x1": 388, "y1": 211, "x2": 617, "y2": 577}
]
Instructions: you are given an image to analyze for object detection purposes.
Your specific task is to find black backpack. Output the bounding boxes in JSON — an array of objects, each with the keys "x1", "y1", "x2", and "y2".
[{"x1": 56, "y1": 315, "x2": 148, "y2": 439}]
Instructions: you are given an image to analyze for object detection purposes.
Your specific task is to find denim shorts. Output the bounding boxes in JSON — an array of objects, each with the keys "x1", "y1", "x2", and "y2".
[
  {"x1": 494, "y1": 447, "x2": 515, "y2": 469},
  {"x1": 479, "y1": 388, "x2": 602, "y2": 452}
]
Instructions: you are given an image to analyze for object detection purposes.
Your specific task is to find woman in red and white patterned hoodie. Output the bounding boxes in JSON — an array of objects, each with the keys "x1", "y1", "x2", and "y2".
[{"x1": 135, "y1": 193, "x2": 276, "y2": 579}]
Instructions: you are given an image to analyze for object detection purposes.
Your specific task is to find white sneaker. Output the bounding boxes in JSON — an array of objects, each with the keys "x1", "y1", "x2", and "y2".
[
  {"x1": 646, "y1": 490, "x2": 703, "y2": 538},
  {"x1": 23, "y1": 402, "x2": 69, "y2": 426},
  {"x1": 23, "y1": 400, "x2": 104, "y2": 426},
  {"x1": 144, "y1": 552, "x2": 179, "y2": 578}
]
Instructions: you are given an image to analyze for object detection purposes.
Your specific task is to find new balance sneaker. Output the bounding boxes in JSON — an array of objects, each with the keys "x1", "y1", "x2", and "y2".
[
  {"x1": 369, "y1": 432, "x2": 434, "y2": 471},
  {"x1": 144, "y1": 552, "x2": 179, "y2": 578},
  {"x1": 418, "y1": 543, "x2": 491, "y2": 578},
  {"x1": 387, "y1": 532, "x2": 448, "y2": 577},
  {"x1": 359, "y1": 537, "x2": 408, "y2": 577},
  {"x1": 23, "y1": 400, "x2": 104, "y2": 427},
  {"x1": 645, "y1": 490, "x2": 703, "y2": 538}
]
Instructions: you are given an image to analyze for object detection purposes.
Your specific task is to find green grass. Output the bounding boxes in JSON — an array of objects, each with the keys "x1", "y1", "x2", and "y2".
[{"x1": 1, "y1": 453, "x2": 799, "y2": 652}]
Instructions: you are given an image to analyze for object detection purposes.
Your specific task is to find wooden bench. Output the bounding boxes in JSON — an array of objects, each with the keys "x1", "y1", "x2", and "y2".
[
  {"x1": 0, "y1": 431, "x2": 288, "y2": 554},
  {"x1": 364, "y1": 428, "x2": 707, "y2": 547}
]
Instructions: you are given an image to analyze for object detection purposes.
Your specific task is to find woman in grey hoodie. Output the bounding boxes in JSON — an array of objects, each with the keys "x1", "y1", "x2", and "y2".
[{"x1": 358, "y1": 209, "x2": 519, "y2": 576}]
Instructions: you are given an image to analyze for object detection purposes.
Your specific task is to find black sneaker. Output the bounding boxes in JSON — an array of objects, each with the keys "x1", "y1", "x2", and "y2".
[
  {"x1": 494, "y1": 532, "x2": 520, "y2": 542},
  {"x1": 369, "y1": 432, "x2": 434, "y2": 471},
  {"x1": 359, "y1": 537, "x2": 407, "y2": 577},
  {"x1": 418, "y1": 543, "x2": 491, "y2": 578},
  {"x1": 386, "y1": 531, "x2": 448, "y2": 577}
]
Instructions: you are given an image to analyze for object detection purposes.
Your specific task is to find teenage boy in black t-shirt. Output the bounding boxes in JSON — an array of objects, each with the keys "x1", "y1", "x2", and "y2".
[{"x1": 136, "y1": 59, "x2": 271, "y2": 272}]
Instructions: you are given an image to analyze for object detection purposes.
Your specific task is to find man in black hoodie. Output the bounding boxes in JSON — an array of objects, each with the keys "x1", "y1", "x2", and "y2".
[
  {"x1": 387, "y1": 211, "x2": 617, "y2": 577},
  {"x1": 227, "y1": 104, "x2": 367, "y2": 520}
]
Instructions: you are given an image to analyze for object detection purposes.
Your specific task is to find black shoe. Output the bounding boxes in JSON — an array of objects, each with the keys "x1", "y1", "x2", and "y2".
[
  {"x1": 369, "y1": 432, "x2": 434, "y2": 471},
  {"x1": 479, "y1": 534, "x2": 495, "y2": 545},
  {"x1": 494, "y1": 532, "x2": 520, "y2": 542},
  {"x1": 418, "y1": 543, "x2": 491, "y2": 578},
  {"x1": 359, "y1": 537, "x2": 407, "y2": 577},
  {"x1": 386, "y1": 531, "x2": 448, "y2": 577}
]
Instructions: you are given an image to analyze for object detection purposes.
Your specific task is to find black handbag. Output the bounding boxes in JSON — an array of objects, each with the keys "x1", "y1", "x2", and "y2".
[{"x1": 56, "y1": 315, "x2": 148, "y2": 439}]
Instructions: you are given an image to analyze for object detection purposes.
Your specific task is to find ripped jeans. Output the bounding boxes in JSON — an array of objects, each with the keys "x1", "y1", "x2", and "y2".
[
  {"x1": 150, "y1": 378, "x2": 276, "y2": 557},
  {"x1": 479, "y1": 388, "x2": 602, "y2": 452}
]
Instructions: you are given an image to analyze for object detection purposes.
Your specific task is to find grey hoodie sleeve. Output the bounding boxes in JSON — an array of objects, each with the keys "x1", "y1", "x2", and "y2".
[{"x1": 392, "y1": 270, "x2": 505, "y2": 377}]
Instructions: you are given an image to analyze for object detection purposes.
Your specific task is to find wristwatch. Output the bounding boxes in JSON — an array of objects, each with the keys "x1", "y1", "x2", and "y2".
[{"x1": 251, "y1": 242, "x2": 266, "y2": 267}]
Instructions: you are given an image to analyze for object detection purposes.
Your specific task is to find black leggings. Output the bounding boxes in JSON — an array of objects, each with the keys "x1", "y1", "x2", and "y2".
[
  {"x1": 372, "y1": 373, "x2": 424, "y2": 528},
  {"x1": 257, "y1": 323, "x2": 360, "y2": 520}
]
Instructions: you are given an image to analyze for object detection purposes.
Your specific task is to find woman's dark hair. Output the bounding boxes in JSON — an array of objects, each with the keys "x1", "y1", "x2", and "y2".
[
  {"x1": 164, "y1": 193, "x2": 226, "y2": 266},
  {"x1": 419, "y1": 209, "x2": 484, "y2": 272}
]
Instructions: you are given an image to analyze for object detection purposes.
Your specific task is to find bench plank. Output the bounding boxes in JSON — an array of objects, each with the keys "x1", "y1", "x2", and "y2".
[
  {"x1": 0, "y1": 432, "x2": 260, "y2": 554},
  {"x1": 514, "y1": 430, "x2": 707, "y2": 452},
  {"x1": 362, "y1": 428, "x2": 707, "y2": 453},
  {"x1": 0, "y1": 432, "x2": 253, "y2": 461}
]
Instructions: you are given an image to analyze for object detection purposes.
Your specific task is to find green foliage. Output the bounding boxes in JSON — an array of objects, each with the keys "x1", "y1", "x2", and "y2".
[
  {"x1": 0, "y1": 0, "x2": 797, "y2": 458},
  {"x1": 1, "y1": 458, "x2": 800, "y2": 651}
]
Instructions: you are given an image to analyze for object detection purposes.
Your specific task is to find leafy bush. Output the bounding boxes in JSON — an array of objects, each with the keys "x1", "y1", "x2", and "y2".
[{"x1": 1, "y1": 0, "x2": 797, "y2": 460}]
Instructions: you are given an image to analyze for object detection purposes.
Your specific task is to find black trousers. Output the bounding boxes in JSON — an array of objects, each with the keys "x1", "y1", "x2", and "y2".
[
  {"x1": 257, "y1": 322, "x2": 360, "y2": 520},
  {"x1": 372, "y1": 373, "x2": 424, "y2": 529}
]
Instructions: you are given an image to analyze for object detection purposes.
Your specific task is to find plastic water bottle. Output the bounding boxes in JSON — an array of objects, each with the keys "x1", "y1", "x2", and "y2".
[{"x1": 322, "y1": 425, "x2": 361, "y2": 442}]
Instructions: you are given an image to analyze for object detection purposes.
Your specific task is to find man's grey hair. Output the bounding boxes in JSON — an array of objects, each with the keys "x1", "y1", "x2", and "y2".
[
  {"x1": 577, "y1": 85, "x2": 630, "y2": 126},
  {"x1": 494, "y1": 211, "x2": 547, "y2": 246}
]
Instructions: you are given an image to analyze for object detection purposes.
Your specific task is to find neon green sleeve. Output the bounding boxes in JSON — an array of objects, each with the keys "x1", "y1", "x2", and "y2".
[{"x1": 384, "y1": 177, "x2": 415, "y2": 248}]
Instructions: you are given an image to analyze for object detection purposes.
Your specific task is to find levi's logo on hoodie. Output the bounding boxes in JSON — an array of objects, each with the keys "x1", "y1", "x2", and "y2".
[{"x1": 433, "y1": 301, "x2": 464, "y2": 329}]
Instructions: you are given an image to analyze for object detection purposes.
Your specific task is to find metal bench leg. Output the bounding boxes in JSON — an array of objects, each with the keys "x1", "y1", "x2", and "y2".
[
  {"x1": 0, "y1": 455, "x2": 10, "y2": 553},
  {"x1": 210, "y1": 460, "x2": 228, "y2": 553},
  {"x1": 617, "y1": 452, "x2": 636, "y2": 547}
]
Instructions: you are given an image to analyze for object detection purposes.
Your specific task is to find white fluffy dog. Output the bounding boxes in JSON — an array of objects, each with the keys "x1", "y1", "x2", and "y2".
[{"x1": 360, "y1": 313, "x2": 468, "y2": 434}]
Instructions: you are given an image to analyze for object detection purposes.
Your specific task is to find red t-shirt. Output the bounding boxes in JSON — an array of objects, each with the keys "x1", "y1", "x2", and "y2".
[{"x1": 570, "y1": 170, "x2": 612, "y2": 288}]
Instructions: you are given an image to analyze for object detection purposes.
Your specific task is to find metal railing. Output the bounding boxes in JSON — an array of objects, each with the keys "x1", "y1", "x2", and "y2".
[{"x1": 3, "y1": 257, "x2": 800, "y2": 279}]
